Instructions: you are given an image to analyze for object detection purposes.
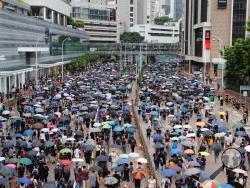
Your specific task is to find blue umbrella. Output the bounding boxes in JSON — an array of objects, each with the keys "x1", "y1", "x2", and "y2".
[
  {"x1": 14, "y1": 133, "x2": 23, "y2": 138},
  {"x1": 116, "y1": 158, "x2": 130, "y2": 165},
  {"x1": 181, "y1": 108, "x2": 188, "y2": 113},
  {"x1": 218, "y1": 126, "x2": 229, "y2": 133},
  {"x1": 0, "y1": 178, "x2": 8, "y2": 185},
  {"x1": 96, "y1": 155, "x2": 109, "y2": 162},
  {"x1": 151, "y1": 111, "x2": 158, "y2": 116},
  {"x1": 23, "y1": 129, "x2": 33, "y2": 136},
  {"x1": 58, "y1": 127, "x2": 67, "y2": 131},
  {"x1": 153, "y1": 134, "x2": 164, "y2": 142},
  {"x1": 35, "y1": 108, "x2": 44, "y2": 113},
  {"x1": 161, "y1": 169, "x2": 176, "y2": 177},
  {"x1": 18, "y1": 177, "x2": 32, "y2": 184},
  {"x1": 171, "y1": 148, "x2": 183, "y2": 155},
  {"x1": 113, "y1": 126, "x2": 124, "y2": 132},
  {"x1": 219, "y1": 184, "x2": 233, "y2": 188},
  {"x1": 36, "y1": 96, "x2": 44, "y2": 100},
  {"x1": 232, "y1": 123, "x2": 244, "y2": 129},
  {"x1": 127, "y1": 127, "x2": 137, "y2": 133},
  {"x1": 236, "y1": 131, "x2": 247, "y2": 137}
]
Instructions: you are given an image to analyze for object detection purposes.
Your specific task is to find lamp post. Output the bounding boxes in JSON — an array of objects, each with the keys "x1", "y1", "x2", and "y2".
[
  {"x1": 213, "y1": 36, "x2": 225, "y2": 89},
  {"x1": 61, "y1": 37, "x2": 71, "y2": 81},
  {"x1": 35, "y1": 36, "x2": 48, "y2": 86}
]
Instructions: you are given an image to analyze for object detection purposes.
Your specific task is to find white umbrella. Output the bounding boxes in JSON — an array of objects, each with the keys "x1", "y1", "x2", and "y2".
[
  {"x1": 0, "y1": 157, "x2": 5, "y2": 161},
  {"x1": 244, "y1": 145, "x2": 250, "y2": 152},
  {"x1": 66, "y1": 137, "x2": 75, "y2": 141},
  {"x1": 214, "y1": 132, "x2": 226, "y2": 138},
  {"x1": 72, "y1": 158, "x2": 84, "y2": 162},
  {"x1": 184, "y1": 168, "x2": 201, "y2": 176},
  {"x1": 173, "y1": 125, "x2": 182, "y2": 129},
  {"x1": 90, "y1": 127, "x2": 101, "y2": 133},
  {"x1": 186, "y1": 133, "x2": 196, "y2": 138},
  {"x1": 93, "y1": 123, "x2": 102, "y2": 128},
  {"x1": 183, "y1": 124, "x2": 192, "y2": 129},
  {"x1": 232, "y1": 168, "x2": 248, "y2": 176},
  {"x1": 137, "y1": 157, "x2": 148, "y2": 164},
  {"x1": 2, "y1": 110, "x2": 10, "y2": 115},
  {"x1": 129, "y1": 152, "x2": 140, "y2": 158},
  {"x1": 41, "y1": 128, "x2": 49, "y2": 133}
]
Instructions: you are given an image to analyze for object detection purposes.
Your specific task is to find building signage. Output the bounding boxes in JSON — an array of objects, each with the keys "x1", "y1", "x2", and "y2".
[{"x1": 205, "y1": 30, "x2": 211, "y2": 50}]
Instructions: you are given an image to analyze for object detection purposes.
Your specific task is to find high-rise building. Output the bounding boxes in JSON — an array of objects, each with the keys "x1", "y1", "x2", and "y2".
[
  {"x1": 168, "y1": 0, "x2": 183, "y2": 21},
  {"x1": 71, "y1": 0, "x2": 119, "y2": 43},
  {"x1": 182, "y1": 0, "x2": 250, "y2": 85}
]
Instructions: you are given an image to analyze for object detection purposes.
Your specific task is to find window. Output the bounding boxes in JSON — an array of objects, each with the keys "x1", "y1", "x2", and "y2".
[
  {"x1": 201, "y1": 0, "x2": 208, "y2": 22},
  {"x1": 130, "y1": 0, "x2": 133, "y2": 4},
  {"x1": 130, "y1": 13, "x2": 133, "y2": 17},
  {"x1": 130, "y1": 18, "x2": 133, "y2": 22},
  {"x1": 218, "y1": 0, "x2": 227, "y2": 9},
  {"x1": 130, "y1": 23, "x2": 133, "y2": 27},
  {"x1": 130, "y1": 7, "x2": 133, "y2": 12}
]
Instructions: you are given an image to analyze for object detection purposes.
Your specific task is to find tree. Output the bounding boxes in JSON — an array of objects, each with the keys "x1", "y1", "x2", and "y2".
[
  {"x1": 67, "y1": 18, "x2": 84, "y2": 28},
  {"x1": 154, "y1": 16, "x2": 174, "y2": 25},
  {"x1": 224, "y1": 38, "x2": 250, "y2": 90},
  {"x1": 120, "y1": 32, "x2": 144, "y2": 43}
]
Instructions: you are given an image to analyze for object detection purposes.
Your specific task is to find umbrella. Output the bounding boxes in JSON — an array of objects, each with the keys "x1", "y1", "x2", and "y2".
[
  {"x1": 127, "y1": 127, "x2": 137, "y2": 133},
  {"x1": 211, "y1": 143, "x2": 222, "y2": 151},
  {"x1": 199, "y1": 152, "x2": 210, "y2": 156},
  {"x1": 2, "y1": 110, "x2": 10, "y2": 115},
  {"x1": 244, "y1": 145, "x2": 250, "y2": 152},
  {"x1": 129, "y1": 152, "x2": 140, "y2": 158},
  {"x1": 83, "y1": 144, "x2": 95, "y2": 151},
  {"x1": 218, "y1": 184, "x2": 233, "y2": 188},
  {"x1": 5, "y1": 158, "x2": 18, "y2": 164},
  {"x1": 131, "y1": 169, "x2": 148, "y2": 180},
  {"x1": 3, "y1": 142, "x2": 14, "y2": 148},
  {"x1": 113, "y1": 126, "x2": 124, "y2": 132},
  {"x1": 116, "y1": 159, "x2": 130, "y2": 165},
  {"x1": 153, "y1": 143, "x2": 164, "y2": 149},
  {"x1": 66, "y1": 137, "x2": 75, "y2": 141},
  {"x1": 44, "y1": 141, "x2": 55, "y2": 148},
  {"x1": 104, "y1": 176, "x2": 118, "y2": 185},
  {"x1": 232, "y1": 168, "x2": 248, "y2": 176},
  {"x1": 218, "y1": 126, "x2": 229, "y2": 133},
  {"x1": 184, "y1": 149, "x2": 195, "y2": 155},
  {"x1": 110, "y1": 144, "x2": 122, "y2": 149},
  {"x1": 137, "y1": 157, "x2": 148, "y2": 164},
  {"x1": 171, "y1": 148, "x2": 183, "y2": 155},
  {"x1": 236, "y1": 131, "x2": 247, "y2": 137},
  {"x1": 60, "y1": 160, "x2": 72, "y2": 166},
  {"x1": 0, "y1": 167, "x2": 15, "y2": 176},
  {"x1": 151, "y1": 111, "x2": 158, "y2": 116},
  {"x1": 214, "y1": 132, "x2": 226, "y2": 138},
  {"x1": 232, "y1": 122, "x2": 244, "y2": 129},
  {"x1": 27, "y1": 150, "x2": 38, "y2": 157},
  {"x1": 0, "y1": 157, "x2": 5, "y2": 162},
  {"x1": 119, "y1": 154, "x2": 129, "y2": 159},
  {"x1": 96, "y1": 155, "x2": 109, "y2": 162},
  {"x1": 183, "y1": 124, "x2": 192, "y2": 129},
  {"x1": 184, "y1": 168, "x2": 201, "y2": 176},
  {"x1": 124, "y1": 123, "x2": 132, "y2": 128},
  {"x1": 161, "y1": 169, "x2": 176, "y2": 177},
  {"x1": 187, "y1": 161, "x2": 201, "y2": 167},
  {"x1": 90, "y1": 165, "x2": 103, "y2": 172},
  {"x1": 111, "y1": 166, "x2": 124, "y2": 172},
  {"x1": 173, "y1": 125, "x2": 182, "y2": 129},
  {"x1": 201, "y1": 128, "x2": 209, "y2": 132},
  {"x1": 14, "y1": 133, "x2": 23, "y2": 138},
  {"x1": 168, "y1": 165, "x2": 182, "y2": 172},
  {"x1": 18, "y1": 177, "x2": 32, "y2": 184},
  {"x1": 89, "y1": 127, "x2": 101, "y2": 133},
  {"x1": 153, "y1": 134, "x2": 164, "y2": 142},
  {"x1": 102, "y1": 123, "x2": 112, "y2": 129},
  {"x1": 23, "y1": 129, "x2": 33, "y2": 136},
  {"x1": 170, "y1": 137, "x2": 179, "y2": 141},
  {"x1": 19, "y1": 158, "x2": 32, "y2": 165},
  {"x1": 59, "y1": 148, "x2": 72, "y2": 154},
  {"x1": 75, "y1": 130, "x2": 84, "y2": 136},
  {"x1": 179, "y1": 135, "x2": 187, "y2": 140},
  {"x1": 71, "y1": 158, "x2": 84, "y2": 162},
  {"x1": 93, "y1": 123, "x2": 102, "y2": 128},
  {"x1": 202, "y1": 130, "x2": 213, "y2": 136},
  {"x1": 35, "y1": 108, "x2": 44, "y2": 113},
  {"x1": 0, "y1": 178, "x2": 8, "y2": 185},
  {"x1": 186, "y1": 133, "x2": 196, "y2": 138},
  {"x1": 32, "y1": 122, "x2": 44, "y2": 129},
  {"x1": 196, "y1": 122, "x2": 205, "y2": 127},
  {"x1": 202, "y1": 180, "x2": 219, "y2": 188}
]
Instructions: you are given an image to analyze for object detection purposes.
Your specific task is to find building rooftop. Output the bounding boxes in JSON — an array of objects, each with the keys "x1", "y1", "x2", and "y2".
[{"x1": 2, "y1": 0, "x2": 31, "y2": 11}]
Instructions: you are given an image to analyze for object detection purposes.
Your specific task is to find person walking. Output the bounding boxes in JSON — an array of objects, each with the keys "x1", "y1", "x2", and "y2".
[
  {"x1": 225, "y1": 111, "x2": 229, "y2": 123},
  {"x1": 82, "y1": 165, "x2": 89, "y2": 188}
]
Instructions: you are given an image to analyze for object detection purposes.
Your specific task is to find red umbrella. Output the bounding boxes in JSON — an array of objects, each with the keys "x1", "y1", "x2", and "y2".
[{"x1": 60, "y1": 160, "x2": 72, "y2": 166}]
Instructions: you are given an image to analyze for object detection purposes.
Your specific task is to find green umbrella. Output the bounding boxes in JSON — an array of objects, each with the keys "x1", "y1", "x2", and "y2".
[
  {"x1": 5, "y1": 158, "x2": 18, "y2": 164},
  {"x1": 59, "y1": 148, "x2": 72, "y2": 154},
  {"x1": 102, "y1": 123, "x2": 112, "y2": 129},
  {"x1": 0, "y1": 167, "x2": 15, "y2": 176},
  {"x1": 22, "y1": 95, "x2": 29, "y2": 99},
  {"x1": 19, "y1": 158, "x2": 32, "y2": 165},
  {"x1": 44, "y1": 141, "x2": 55, "y2": 148}
]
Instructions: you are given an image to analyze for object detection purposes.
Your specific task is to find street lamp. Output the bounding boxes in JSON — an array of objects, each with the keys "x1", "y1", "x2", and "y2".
[
  {"x1": 35, "y1": 36, "x2": 48, "y2": 86},
  {"x1": 61, "y1": 37, "x2": 71, "y2": 81},
  {"x1": 213, "y1": 36, "x2": 225, "y2": 89}
]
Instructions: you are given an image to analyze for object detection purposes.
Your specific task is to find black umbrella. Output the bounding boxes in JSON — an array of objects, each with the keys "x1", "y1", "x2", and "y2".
[
  {"x1": 210, "y1": 143, "x2": 222, "y2": 151},
  {"x1": 89, "y1": 165, "x2": 103, "y2": 172},
  {"x1": 202, "y1": 130, "x2": 213, "y2": 137},
  {"x1": 83, "y1": 144, "x2": 95, "y2": 151},
  {"x1": 111, "y1": 166, "x2": 124, "y2": 172}
]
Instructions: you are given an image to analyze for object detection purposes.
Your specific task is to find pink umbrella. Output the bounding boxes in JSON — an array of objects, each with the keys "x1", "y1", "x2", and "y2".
[
  {"x1": 5, "y1": 164, "x2": 16, "y2": 168},
  {"x1": 48, "y1": 124, "x2": 56, "y2": 129}
]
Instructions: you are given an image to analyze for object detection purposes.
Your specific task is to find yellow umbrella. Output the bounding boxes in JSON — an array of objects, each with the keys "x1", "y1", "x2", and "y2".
[
  {"x1": 196, "y1": 122, "x2": 205, "y2": 127},
  {"x1": 199, "y1": 152, "x2": 210, "y2": 156},
  {"x1": 219, "y1": 111, "x2": 226, "y2": 115}
]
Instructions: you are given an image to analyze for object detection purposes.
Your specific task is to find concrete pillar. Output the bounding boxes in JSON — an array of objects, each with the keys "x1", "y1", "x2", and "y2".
[
  {"x1": 63, "y1": 16, "x2": 66, "y2": 26},
  {"x1": 57, "y1": 13, "x2": 60, "y2": 25},
  {"x1": 43, "y1": 7, "x2": 47, "y2": 20},
  {"x1": 51, "y1": 10, "x2": 54, "y2": 23}
]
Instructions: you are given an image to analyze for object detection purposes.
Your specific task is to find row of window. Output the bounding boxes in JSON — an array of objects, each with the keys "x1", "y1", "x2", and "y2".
[{"x1": 148, "y1": 33, "x2": 179, "y2": 37}]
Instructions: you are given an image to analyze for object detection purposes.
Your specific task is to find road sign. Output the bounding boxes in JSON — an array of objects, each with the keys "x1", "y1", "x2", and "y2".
[
  {"x1": 240, "y1": 85, "x2": 250, "y2": 91},
  {"x1": 243, "y1": 91, "x2": 248, "y2": 97}
]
